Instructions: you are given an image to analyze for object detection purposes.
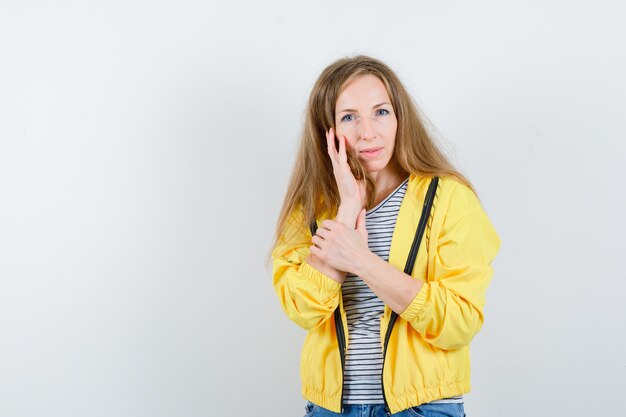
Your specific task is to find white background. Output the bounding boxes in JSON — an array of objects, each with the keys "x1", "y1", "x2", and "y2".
[{"x1": 1, "y1": 1, "x2": 625, "y2": 416}]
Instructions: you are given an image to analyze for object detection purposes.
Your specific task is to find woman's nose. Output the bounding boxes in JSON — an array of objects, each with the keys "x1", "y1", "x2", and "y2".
[{"x1": 358, "y1": 116, "x2": 375, "y2": 140}]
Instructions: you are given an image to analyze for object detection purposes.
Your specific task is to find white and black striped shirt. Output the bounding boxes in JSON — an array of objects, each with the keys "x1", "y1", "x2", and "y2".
[{"x1": 341, "y1": 176, "x2": 463, "y2": 405}]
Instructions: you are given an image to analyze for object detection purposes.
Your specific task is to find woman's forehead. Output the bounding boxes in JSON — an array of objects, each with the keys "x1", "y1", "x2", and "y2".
[{"x1": 336, "y1": 75, "x2": 391, "y2": 109}]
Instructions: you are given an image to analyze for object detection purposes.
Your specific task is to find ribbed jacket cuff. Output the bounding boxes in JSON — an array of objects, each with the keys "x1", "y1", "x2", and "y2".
[
  {"x1": 399, "y1": 282, "x2": 432, "y2": 322},
  {"x1": 299, "y1": 261, "x2": 342, "y2": 298}
]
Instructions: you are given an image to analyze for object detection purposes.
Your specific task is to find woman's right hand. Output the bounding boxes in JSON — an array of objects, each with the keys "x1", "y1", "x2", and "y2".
[{"x1": 326, "y1": 127, "x2": 366, "y2": 221}]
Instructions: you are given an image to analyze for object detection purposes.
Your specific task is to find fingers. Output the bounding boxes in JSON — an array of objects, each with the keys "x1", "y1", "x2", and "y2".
[
  {"x1": 320, "y1": 219, "x2": 336, "y2": 230},
  {"x1": 314, "y1": 224, "x2": 333, "y2": 239},
  {"x1": 309, "y1": 244, "x2": 320, "y2": 257},
  {"x1": 311, "y1": 235, "x2": 323, "y2": 249},
  {"x1": 326, "y1": 128, "x2": 338, "y2": 163},
  {"x1": 327, "y1": 127, "x2": 351, "y2": 169},
  {"x1": 337, "y1": 134, "x2": 347, "y2": 164}
]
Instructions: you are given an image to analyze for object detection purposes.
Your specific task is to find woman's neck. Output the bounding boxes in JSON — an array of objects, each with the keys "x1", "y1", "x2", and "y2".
[{"x1": 370, "y1": 168, "x2": 407, "y2": 206}]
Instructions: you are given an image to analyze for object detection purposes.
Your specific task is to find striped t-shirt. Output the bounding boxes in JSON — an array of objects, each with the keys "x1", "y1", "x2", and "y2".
[{"x1": 341, "y1": 176, "x2": 463, "y2": 405}]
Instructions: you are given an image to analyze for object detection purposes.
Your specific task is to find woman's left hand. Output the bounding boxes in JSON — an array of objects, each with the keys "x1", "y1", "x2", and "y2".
[{"x1": 310, "y1": 208, "x2": 370, "y2": 274}]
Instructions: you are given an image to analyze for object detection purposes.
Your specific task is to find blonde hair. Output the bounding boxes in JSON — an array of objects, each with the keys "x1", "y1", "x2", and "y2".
[{"x1": 266, "y1": 55, "x2": 476, "y2": 264}]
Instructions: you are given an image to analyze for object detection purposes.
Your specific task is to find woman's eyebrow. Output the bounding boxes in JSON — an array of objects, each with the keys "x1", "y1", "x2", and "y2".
[{"x1": 336, "y1": 102, "x2": 391, "y2": 114}]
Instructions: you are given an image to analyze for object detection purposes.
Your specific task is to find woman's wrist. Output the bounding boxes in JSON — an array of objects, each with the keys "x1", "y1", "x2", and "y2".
[{"x1": 336, "y1": 203, "x2": 361, "y2": 228}]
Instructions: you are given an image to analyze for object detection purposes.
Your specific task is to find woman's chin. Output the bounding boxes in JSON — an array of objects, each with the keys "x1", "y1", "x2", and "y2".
[{"x1": 363, "y1": 161, "x2": 387, "y2": 172}]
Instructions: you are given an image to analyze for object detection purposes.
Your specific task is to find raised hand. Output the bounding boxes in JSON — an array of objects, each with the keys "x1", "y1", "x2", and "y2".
[{"x1": 326, "y1": 127, "x2": 367, "y2": 221}]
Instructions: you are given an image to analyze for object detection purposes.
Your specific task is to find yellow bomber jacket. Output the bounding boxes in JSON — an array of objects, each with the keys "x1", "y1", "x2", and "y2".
[{"x1": 271, "y1": 174, "x2": 502, "y2": 414}]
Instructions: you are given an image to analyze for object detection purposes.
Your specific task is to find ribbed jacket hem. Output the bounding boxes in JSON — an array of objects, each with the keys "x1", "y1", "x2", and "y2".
[{"x1": 302, "y1": 380, "x2": 471, "y2": 414}]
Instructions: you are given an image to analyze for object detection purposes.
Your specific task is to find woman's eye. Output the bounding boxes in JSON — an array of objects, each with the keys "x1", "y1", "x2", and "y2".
[
  {"x1": 376, "y1": 108, "x2": 390, "y2": 116},
  {"x1": 341, "y1": 114, "x2": 354, "y2": 122}
]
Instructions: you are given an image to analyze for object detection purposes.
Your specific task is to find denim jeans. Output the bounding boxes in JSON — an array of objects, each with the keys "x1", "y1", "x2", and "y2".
[{"x1": 303, "y1": 401, "x2": 466, "y2": 417}]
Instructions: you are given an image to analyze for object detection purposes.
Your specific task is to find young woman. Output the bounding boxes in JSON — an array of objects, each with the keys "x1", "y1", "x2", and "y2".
[{"x1": 269, "y1": 55, "x2": 501, "y2": 417}]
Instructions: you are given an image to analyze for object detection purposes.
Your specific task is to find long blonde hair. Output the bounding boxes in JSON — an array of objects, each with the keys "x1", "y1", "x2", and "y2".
[{"x1": 266, "y1": 55, "x2": 476, "y2": 264}]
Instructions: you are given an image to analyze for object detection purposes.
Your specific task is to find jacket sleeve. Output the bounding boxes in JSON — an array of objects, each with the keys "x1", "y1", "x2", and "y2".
[
  {"x1": 399, "y1": 182, "x2": 502, "y2": 350},
  {"x1": 271, "y1": 208, "x2": 342, "y2": 331}
]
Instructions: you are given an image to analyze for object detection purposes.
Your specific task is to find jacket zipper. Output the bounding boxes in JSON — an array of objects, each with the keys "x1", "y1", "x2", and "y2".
[
  {"x1": 312, "y1": 220, "x2": 347, "y2": 414},
  {"x1": 381, "y1": 310, "x2": 398, "y2": 416},
  {"x1": 334, "y1": 307, "x2": 346, "y2": 414},
  {"x1": 380, "y1": 176, "x2": 439, "y2": 416}
]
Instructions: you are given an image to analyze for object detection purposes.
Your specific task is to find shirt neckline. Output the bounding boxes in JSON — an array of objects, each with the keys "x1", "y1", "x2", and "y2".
[{"x1": 366, "y1": 176, "x2": 410, "y2": 215}]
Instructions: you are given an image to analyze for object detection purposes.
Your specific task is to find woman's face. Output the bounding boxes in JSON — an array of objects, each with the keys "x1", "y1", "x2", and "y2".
[{"x1": 334, "y1": 74, "x2": 398, "y2": 176}]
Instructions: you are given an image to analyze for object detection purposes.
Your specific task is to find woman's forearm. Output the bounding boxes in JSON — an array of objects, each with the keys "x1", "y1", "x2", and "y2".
[
  {"x1": 336, "y1": 203, "x2": 360, "y2": 228},
  {"x1": 354, "y1": 250, "x2": 423, "y2": 314}
]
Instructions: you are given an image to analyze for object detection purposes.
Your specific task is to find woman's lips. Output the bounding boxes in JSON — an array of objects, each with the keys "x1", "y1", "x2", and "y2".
[{"x1": 360, "y1": 148, "x2": 383, "y2": 158}]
